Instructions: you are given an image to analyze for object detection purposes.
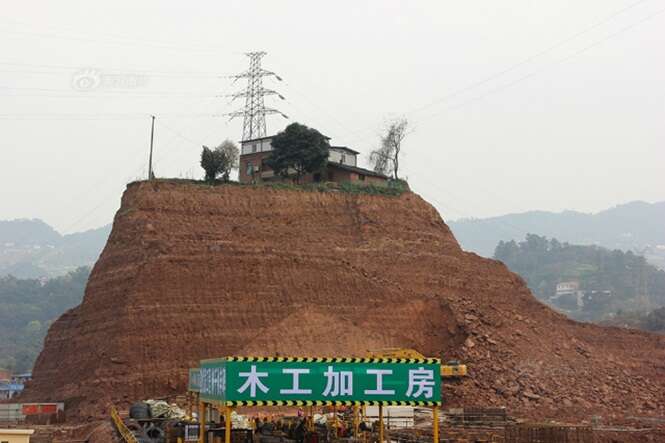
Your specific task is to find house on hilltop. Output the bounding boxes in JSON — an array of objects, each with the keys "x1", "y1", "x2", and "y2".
[{"x1": 238, "y1": 135, "x2": 388, "y2": 186}]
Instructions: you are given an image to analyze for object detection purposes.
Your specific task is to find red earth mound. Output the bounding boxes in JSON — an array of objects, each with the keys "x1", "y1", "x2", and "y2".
[{"x1": 21, "y1": 181, "x2": 665, "y2": 422}]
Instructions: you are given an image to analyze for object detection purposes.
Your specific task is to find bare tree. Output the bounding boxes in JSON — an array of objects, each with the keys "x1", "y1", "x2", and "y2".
[
  {"x1": 217, "y1": 139, "x2": 239, "y2": 181},
  {"x1": 370, "y1": 118, "x2": 408, "y2": 179}
]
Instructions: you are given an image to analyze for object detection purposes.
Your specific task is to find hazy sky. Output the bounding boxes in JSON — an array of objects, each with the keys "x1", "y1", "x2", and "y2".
[{"x1": 1, "y1": 0, "x2": 664, "y2": 233}]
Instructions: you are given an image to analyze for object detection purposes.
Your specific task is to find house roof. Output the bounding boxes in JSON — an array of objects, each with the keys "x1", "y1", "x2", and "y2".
[
  {"x1": 240, "y1": 135, "x2": 275, "y2": 144},
  {"x1": 329, "y1": 162, "x2": 389, "y2": 179},
  {"x1": 330, "y1": 146, "x2": 360, "y2": 155},
  {"x1": 241, "y1": 133, "x2": 333, "y2": 144}
]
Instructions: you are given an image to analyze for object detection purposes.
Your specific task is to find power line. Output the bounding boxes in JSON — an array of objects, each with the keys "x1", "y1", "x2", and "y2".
[
  {"x1": 0, "y1": 114, "x2": 221, "y2": 120},
  {"x1": 0, "y1": 61, "x2": 232, "y2": 78},
  {"x1": 410, "y1": 5, "x2": 665, "y2": 130},
  {"x1": 12, "y1": 3, "x2": 664, "y2": 233},
  {"x1": 404, "y1": 7, "x2": 665, "y2": 236},
  {"x1": 0, "y1": 85, "x2": 230, "y2": 98},
  {"x1": 414, "y1": 172, "x2": 533, "y2": 240},
  {"x1": 0, "y1": 18, "x2": 233, "y2": 54},
  {"x1": 151, "y1": 116, "x2": 231, "y2": 171},
  {"x1": 49, "y1": 75, "x2": 235, "y2": 233},
  {"x1": 405, "y1": 0, "x2": 651, "y2": 118},
  {"x1": 265, "y1": 1, "x2": 657, "y2": 153},
  {"x1": 339, "y1": 0, "x2": 657, "y2": 144}
]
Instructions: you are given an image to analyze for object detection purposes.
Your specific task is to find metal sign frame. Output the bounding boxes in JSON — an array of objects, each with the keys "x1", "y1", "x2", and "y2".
[{"x1": 188, "y1": 368, "x2": 201, "y2": 393}]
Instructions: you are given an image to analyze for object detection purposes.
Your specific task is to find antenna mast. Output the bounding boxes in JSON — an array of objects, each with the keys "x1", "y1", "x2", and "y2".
[{"x1": 228, "y1": 51, "x2": 288, "y2": 141}]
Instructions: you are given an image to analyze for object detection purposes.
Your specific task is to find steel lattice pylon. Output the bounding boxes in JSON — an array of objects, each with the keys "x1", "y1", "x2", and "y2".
[{"x1": 228, "y1": 52, "x2": 288, "y2": 141}]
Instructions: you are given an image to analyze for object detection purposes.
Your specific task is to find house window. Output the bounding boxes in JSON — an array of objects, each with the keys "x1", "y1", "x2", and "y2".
[
  {"x1": 359, "y1": 174, "x2": 366, "y2": 181},
  {"x1": 252, "y1": 143, "x2": 257, "y2": 153},
  {"x1": 246, "y1": 162, "x2": 254, "y2": 176},
  {"x1": 341, "y1": 153, "x2": 346, "y2": 164},
  {"x1": 328, "y1": 171, "x2": 334, "y2": 181}
]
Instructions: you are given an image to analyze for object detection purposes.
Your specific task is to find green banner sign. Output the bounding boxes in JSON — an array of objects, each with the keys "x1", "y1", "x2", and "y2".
[
  {"x1": 188, "y1": 368, "x2": 201, "y2": 392},
  {"x1": 199, "y1": 357, "x2": 441, "y2": 406}
]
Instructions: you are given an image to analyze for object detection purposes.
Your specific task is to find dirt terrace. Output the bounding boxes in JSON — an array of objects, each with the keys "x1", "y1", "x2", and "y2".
[{"x1": 21, "y1": 181, "x2": 665, "y2": 424}]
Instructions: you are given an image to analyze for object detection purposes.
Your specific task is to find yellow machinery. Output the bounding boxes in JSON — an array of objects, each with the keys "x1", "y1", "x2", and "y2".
[
  {"x1": 367, "y1": 348, "x2": 468, "y2": 378},
  {"x1": 110, "y1": 406, "x2": 140, "y2": 443},
  {"x1": 440, "y1": 360, "x2": 467, "y2": 378}
]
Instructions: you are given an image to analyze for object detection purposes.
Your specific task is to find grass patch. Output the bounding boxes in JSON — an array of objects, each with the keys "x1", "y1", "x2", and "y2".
[
  {"x1": 261, "y1": 179, "x2": 409, "y2": 196},
  {"x1": 130, "y1": 177, "x2": 410, "y2": 196}
]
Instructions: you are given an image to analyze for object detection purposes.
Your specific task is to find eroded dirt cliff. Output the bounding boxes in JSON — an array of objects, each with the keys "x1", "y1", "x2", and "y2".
[{"x1": 23, "y1": 181, "x2": 665, "y2": 421}]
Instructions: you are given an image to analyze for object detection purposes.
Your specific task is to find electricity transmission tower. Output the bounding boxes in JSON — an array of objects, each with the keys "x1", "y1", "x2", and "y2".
[{"x1": 228, "y1": 51, "x2": 288, "y2": 141}]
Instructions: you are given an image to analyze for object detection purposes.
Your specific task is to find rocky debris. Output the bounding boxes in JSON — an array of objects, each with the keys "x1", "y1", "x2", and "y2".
[{"x1": 20, "y1": 181, "x2": 665, "y2": 423}]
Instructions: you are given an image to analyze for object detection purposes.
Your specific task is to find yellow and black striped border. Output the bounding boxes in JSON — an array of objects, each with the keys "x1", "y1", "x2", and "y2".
[
  {"x1": 214, "y1": 400, "x2": 441, "y2": 407},
  {"x1": 212, "y1": 356, "x2": 440, "y2": 364}
]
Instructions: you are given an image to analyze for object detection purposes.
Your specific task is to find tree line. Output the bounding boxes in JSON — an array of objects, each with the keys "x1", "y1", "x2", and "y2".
[
  {"x1": 494, "y1": 234, "x2": 665, "y2": 321},
  {"x1": 0, "y1": 267, "x2": 90, "y2": 372}
]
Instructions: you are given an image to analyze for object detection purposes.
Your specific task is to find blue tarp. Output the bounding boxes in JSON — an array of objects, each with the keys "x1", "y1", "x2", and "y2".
[{"x1": 0, "y1": 383, "x2": 24, "y2": 392}]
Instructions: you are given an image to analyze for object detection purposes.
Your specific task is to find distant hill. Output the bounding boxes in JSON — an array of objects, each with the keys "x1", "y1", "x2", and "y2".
[
  {"x1": 0, "y1": 219, "x2": 111, "y2": 278},
  {"x1": 449, "y1": 201, "x2": 665, "y2": 269},
  {"x1": 494, "y1": 234, "x2": 665, "y2": 322},
  {"x1": 0, "y1": 219, "x2": 61, "y2": 246}
]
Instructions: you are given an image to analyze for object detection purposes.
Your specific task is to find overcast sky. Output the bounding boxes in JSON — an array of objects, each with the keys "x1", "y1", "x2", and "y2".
[{"x1": 1, "y1": 0, "x2": 664, "y2": 233}]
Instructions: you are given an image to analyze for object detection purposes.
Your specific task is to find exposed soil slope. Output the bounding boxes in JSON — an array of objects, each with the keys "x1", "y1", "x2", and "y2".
[{"x1": 23, "y1": 181, "x2": 665, "y2": 421}]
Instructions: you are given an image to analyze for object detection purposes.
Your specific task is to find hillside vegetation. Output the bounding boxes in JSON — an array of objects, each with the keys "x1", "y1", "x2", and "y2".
[
  {"x1": 602, "y1": 306, "x2": 665, "y2": 333},
  {"x1": 450, "y1": 201, "x2": 665, "y2": 269},
  {"x1": 0, "y1": 267, "x2": 89, "y2": 372},
  {"x1": 494, "y1": 234, "x2": 665, "y2": 322}
]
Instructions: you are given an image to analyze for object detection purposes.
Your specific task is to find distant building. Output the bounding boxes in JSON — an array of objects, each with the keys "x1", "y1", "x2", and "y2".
[
  {"x1": 555, "y1": 281, "x2": 580, "y2": 296},
  {"x1": 551, "y1": 281, "x2": 613, "y2": 312},
  {"x1": 552, "y1": 281, "x2": 584, "y2": 310},
  {"x1": 238, "y1": 135, "x2": 389, "y2": 186}
]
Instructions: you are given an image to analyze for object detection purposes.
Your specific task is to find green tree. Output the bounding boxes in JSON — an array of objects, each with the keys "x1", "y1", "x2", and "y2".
[
  {"x1": 200, "y1": 140, "x2": 239, "y2": 182},
  {"x1": 265, "y1": 123, "x2": 329, "y2": 184},
  {"x1": 201, "y1": 146, "x2": 223, "y2": 182},
  {"x1": 642, "y1": 307, "x2": 665, "y2": 331},
  {"x1": 493, "y1": 234, "x2": 665, "y2": 322},
  {"x1": 0, "y1": 267, "x2": 90, "y2": 372}
]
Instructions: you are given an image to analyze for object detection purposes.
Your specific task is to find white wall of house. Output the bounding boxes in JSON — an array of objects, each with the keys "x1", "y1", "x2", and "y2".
[
  {"x1": 241, "y1": 139, "x2": 273, "y2": 155},
  {"x1": 556, "y1": 281, "x2": 579, "y2": 295},
  {"x1": 329, "y1": 149, "x2": 357, "y2": 166},
  {"x1": 241, "y1": 140, "x2": 360, "y2": 170}
]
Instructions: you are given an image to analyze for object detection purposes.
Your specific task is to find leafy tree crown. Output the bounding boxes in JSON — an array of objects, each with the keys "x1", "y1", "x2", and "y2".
[{"x1": 266, "y1": 123, "x2": 330, "y2": 183}]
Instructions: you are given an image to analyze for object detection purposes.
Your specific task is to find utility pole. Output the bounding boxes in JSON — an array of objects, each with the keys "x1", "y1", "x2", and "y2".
[
  {"x1": 227, "y1": 51, "x2": 288, "y2": 140},
  {"x1": 148, "y1": 115, "x2": 155, "y2": 180}
]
